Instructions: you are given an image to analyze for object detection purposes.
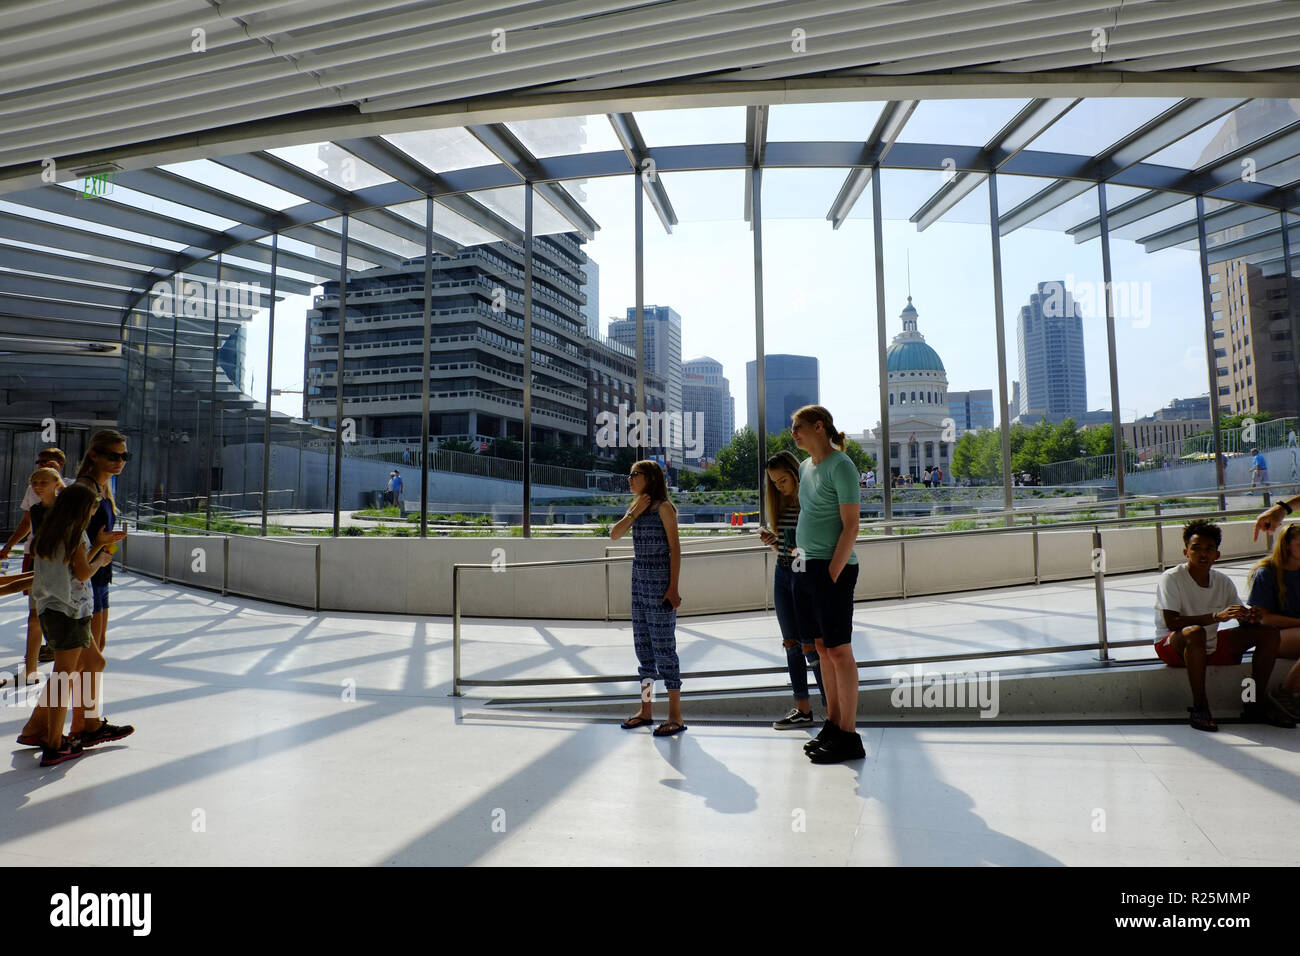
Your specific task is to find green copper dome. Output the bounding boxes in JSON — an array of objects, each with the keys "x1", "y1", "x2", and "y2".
[
  {"x1": 886, "y1": 296, "x2": 945, "y2": 372},
  {"x1": 886, "y1": 341, "x2": 946, "y2": 372}
]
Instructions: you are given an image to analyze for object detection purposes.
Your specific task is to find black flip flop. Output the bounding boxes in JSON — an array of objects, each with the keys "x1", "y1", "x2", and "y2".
[
  {"x1": 1188, "y1": 706, "x2": 1218, "y2": 733},
  {"x1": 620, "y1": 715, "x2": 654, "y2": 729},
  {"x1": 653, "y1": 721, "x2": 687, "y2": 737}
]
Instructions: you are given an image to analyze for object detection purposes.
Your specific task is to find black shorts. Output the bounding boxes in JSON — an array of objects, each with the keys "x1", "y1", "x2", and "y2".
[{"x1": 792, "y1": 559, "x2": 859, "y2": 649}]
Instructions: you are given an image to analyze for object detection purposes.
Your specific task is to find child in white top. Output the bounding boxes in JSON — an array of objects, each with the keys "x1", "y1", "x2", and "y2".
[{"x1": 1154, "y1": 519, "x2": 1293, "y2": 732}]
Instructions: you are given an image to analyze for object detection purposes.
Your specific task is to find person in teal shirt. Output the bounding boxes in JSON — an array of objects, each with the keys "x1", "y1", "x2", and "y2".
[{"x1": 789, "y1": 404, "x2": 863, "y2": 764}]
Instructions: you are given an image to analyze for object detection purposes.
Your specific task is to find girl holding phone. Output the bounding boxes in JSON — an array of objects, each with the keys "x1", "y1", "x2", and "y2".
[{"x1": 759, "y1": 451, "x2": 825, "y2": 730}]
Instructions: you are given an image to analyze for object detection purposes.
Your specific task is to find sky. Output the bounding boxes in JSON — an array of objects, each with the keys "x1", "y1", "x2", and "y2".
[{"x1": 235, "y1": 99, "x2": 1258, "y2": 432}]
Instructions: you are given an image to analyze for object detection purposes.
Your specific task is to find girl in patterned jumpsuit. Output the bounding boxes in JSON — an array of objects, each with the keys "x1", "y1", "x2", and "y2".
[{"x1": 610, "y1": 460, "x2": 685, "y2": 736}]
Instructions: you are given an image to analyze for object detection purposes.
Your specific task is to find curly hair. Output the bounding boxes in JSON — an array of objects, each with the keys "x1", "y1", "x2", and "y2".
[{"x1": 1182, "y1": 518, "x2": 1222, "y2": 548}]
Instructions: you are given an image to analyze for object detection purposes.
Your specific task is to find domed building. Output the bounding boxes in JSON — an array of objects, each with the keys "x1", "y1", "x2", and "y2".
[{"x1": 860, "y1": 297, "x2": 954, "y2": 483}]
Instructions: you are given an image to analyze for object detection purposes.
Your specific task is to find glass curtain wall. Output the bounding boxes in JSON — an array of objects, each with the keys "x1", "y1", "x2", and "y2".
[
  {"x1": 995, "y1": 182, "x2": 1108, "y2": 508},
  {"x1": 96, "y1": 100, "x2": 1300, "y2": 543}
]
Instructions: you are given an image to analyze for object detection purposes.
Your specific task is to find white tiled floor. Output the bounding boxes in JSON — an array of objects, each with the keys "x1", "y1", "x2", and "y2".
[{"x1": 1, "y1": 567, "x2": 1298, "y2": 866}]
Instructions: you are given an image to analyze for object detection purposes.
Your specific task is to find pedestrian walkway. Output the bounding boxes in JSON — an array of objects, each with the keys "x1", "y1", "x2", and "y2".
[{"x1": 1, "y1": 564, "x2": 1297, "y2": 866}]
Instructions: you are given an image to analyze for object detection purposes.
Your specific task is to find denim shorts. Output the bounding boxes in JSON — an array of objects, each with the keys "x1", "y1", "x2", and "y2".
[{"x1": 91, "y1": 582, "x2": 110, "y2": 613}]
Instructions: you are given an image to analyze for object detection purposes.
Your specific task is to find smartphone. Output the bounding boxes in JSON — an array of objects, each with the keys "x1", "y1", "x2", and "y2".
[{"x1": 661, "y1": 598, "x2": 674, "y2": 610}]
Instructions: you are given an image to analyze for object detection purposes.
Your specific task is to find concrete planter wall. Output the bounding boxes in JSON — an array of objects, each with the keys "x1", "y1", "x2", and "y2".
[{"x1": 121, "y1": 517, "x2": 1267, "y2": 619}]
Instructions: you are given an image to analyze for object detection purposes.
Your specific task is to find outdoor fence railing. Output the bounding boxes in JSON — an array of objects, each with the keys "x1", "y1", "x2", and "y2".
[
  {"x1": 118, "y1": 524, "x2": 323, "y2": 611},
  {"x1": 1041, "y1": 416, "x2": 1300, "y2": 485},
  {"x1": 101, "y1": 481, "x2": 1293, "y2": 702},
  {"x1": 448, "y1": 496, "x2": 1283, "y2": 698}
]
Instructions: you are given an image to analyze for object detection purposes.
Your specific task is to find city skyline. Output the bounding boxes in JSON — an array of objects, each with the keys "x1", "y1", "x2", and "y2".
[{"x1": 235, "y1": 103, "x2": 1256, "y2": 441}]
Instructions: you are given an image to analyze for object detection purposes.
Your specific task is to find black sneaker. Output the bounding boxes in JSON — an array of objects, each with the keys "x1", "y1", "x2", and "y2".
[
  {"x1": 1242, "y1": 698, "x2": 1297, "y2": 729},
  {"x1": 808, "y1": 729, "x2": 866, "y2": 764},
  {"x1": 38, "y1": 644, "x2": 54, "y2": 663},
  {"x1": 39, "y1": 737, "x2": 83, "y2": 767},
  {"x1": 774, "y1": 708, "x2": 815, "y2": 730},
  {"x1": 804, "y1": 719, "x2": 838, "y2": 754},
  {"x1": 77, "y1": 722, "x2": 135, "y2": 748}
]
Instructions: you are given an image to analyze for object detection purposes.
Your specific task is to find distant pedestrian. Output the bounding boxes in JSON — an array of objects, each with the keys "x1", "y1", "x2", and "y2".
[
  {"x1": 922, "y1": 466, "x2": 933, "y2": 488},
  {"x1": 1251, "y1": 448, "x2": 1268, "y2": 491}
]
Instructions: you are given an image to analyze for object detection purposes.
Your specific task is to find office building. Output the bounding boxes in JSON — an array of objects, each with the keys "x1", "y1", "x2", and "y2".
[
  {"x1": 1017, "y1": 281, "x2": 1087, "y2": 423},
  {"x1": 746, "y1": 354, "x2": 819, "y2": 435},
  {"x1": 946, "y1": 388, "x2": 994, "y2": 436},
  {"x1": 682, "y1": 356, "x2": 735, "y2": 463},
  {"x1": 306, "y1": 233, "x2": 591, "y2": 450},
  {"x1": 583, "y1": 334, "x2": 667, "y2": 463},
  {"x1": 609, "y1": 305, "x2": 683, "y2": 462}
]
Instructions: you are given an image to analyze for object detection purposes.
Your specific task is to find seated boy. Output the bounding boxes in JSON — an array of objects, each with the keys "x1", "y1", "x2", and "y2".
[{"x1": 1154, "y1": 519, "x2": 1294, "y2": 732}]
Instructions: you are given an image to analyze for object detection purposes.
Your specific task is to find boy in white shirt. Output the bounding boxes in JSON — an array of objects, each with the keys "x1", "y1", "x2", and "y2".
[{"x1": 1154, "y1": 519, "x2": 1294, "y2": 732}]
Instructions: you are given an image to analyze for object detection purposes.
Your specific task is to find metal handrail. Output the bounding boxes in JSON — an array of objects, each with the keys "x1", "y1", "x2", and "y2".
[
  {"x1": 855, "y1": 481, "x2": 1297, "y2": 532},
  {"x1": 467, "y1": 639, "x2": 1158, "y2": 689},
  {"x1": 119, "y1": 525, "x2": 322, "y2": 611},
  {"x1": 450, "y1": 501, "x2": 1276, "y2": 696}
]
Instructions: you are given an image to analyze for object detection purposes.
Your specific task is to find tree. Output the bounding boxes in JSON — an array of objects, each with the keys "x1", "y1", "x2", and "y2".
[
  {"x1": 439, "y1": 438, "x2": 477, "y2": 454},
  {"x1": 1079, "y1": 423, "x2": 1115, "y2": 458},
  {"x1": 715, "y1": 426, "x2": 759, "y2": 488},
  {"x1": 532, "y1": 441, "x2": 595, "y2": 470},
  {"x1": 953, "y1": 419, "x2": 1122, "y2": 482},
  {"x1": 612, "y1": 447, "x2": 637, "y2": 477},
  {"x1": 842, "y1": 437, "x2": 875, "y2": 474},
  {"x1": 678, "y1": 470, "x2": 699, "y2": 492},
  {"x1": 1219, "y1": 411, "x2": 1272, "y2": 430},
  {"x1": 694, "y1": 469, "x2": 721, "y2": 490},
  {"x1": 486, "y1": 437, "x2": 522, "y2": 460}
]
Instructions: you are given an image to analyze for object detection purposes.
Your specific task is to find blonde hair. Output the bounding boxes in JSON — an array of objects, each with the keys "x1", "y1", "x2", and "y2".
[
  {"x1": 764, "y1": 451, "x2": 801, "y2": 529},
  {"x1": 793, "y1": 405, "x2": 846, "y2": 451},
  {"x1": 28, "y1": 467, "x2": 62, "y2": 488},
  {"x1": 1251, "y1": 521, "x2": 1300, "y2": 613}
]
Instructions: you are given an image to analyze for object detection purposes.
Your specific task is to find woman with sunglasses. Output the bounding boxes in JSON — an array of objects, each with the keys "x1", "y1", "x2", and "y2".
[
  {"x1": 67, "y1": 429, "x2": 134, "y2": 747},
  {"x1": 610, "y1": 460, "x2": 685, "y2": 737},
  {"x1": 1246, "y1": 522, "x2": 1300, "y2": 720}
]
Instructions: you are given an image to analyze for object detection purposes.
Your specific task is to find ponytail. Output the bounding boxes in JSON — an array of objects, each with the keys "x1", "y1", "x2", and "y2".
[{"x1": 793, "y1": 405, "x2": 846, "y2": 451}]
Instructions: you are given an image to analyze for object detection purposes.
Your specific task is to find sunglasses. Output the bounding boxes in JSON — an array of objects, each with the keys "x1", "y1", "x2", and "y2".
[{"x1": 95, "y1": 449, "x2": 132, "y2": 462}]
